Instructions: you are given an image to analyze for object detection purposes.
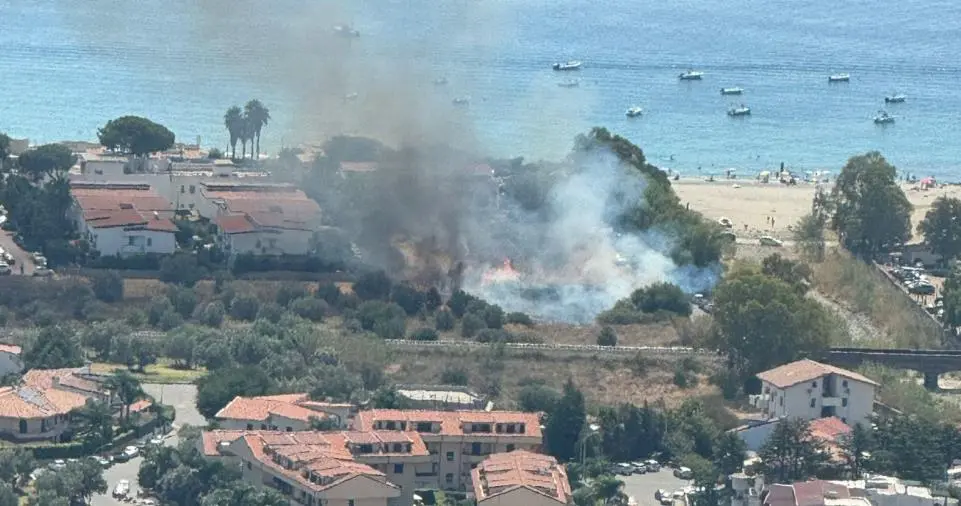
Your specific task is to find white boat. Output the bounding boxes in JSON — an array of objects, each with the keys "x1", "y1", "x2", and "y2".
[
  {"x1": 679, "y1": 70, "x2": 704, "y2": 80},
  {"x1": 433, "y1": 77, "x2": 448, "y2": 86},
  {"x1": 885, "y1": 94, "x2": 906, "y2": 103},
  {"x1": 558, "y1": 79, "x2": 580, "y2": 88},
  {"x1": 720, "y1": 87, "x2": 743, "y2": 95},
  {"x1": 828, "y1": 73, "x2": 850, "y2": 82},
  {"x1": 333, "y1": 25, "x2": 360, "y2": 37},
  {"x1": 625, "y1": 107, "x2": 643, "y2": 117},
  {"x1": 452, "y1": 97, "x2": 470, "y2": 106},
  {"x1": 552, "y1": 61, "x2": 582, "y2": 71},
  {"x1": 728, "y1": 105, "x2": 751, "y2": 117},
  {"x1": 873, "y1": 110, "x2": 895, "y2": 124}
]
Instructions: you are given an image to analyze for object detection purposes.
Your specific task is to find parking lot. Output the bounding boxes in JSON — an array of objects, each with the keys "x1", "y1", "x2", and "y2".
[
  {"x1": 91, "y1": 384, "x2": 203, "y2": 506},
  {"x1": 622, "y1": 469, "x2": 693, "y2": 506}
]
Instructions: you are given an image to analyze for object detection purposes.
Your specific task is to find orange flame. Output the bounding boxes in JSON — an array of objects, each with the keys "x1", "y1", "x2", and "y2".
[{"x1": 481, "y1": 258, "x2": 521, "y2": 285}]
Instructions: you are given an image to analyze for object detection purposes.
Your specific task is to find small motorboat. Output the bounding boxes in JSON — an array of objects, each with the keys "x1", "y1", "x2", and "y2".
[
  {"x1": 720, "y1": 87, "x2": 743, "y2": 95},
  {"x1": 873, "y1": 110, "x2": 895, "y2": 124},
  {"x1": 885, "y1": 94, "x2": 906, "y2": 103},
  {"x1": 333, "y1": 25, "x2": 361, "y2": 37},
  {"x1": 679, "y1": 70, "x2": 704, "y2": 80},
  {"x1": 558, "y1": 79, "x2": 580, "y2": 88},
  {"x1": 727, "y1": 105, "x2": 751, "y2": 117},
  {"x1": 433, "y1": 77, "x2": 449, "y2": 86},
  {"x1": 828, "y1": 73, "x2": 850, "y2": 82},
  {"x1": 452, "y1": 97, "x2": 470, "y2": 106},
  {"x1": 552, "y1": 61, "x2": 582, "y2": 71},
  {"x1": 625, "y1": 106, "x2": 643, "y2": 117}
]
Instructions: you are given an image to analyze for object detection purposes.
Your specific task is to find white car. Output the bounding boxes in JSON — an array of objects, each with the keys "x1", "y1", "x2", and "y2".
[
  {"x1": 123, "y1": 446, "x2": 139, "y2": 459},
  {"x1": 673, "y1": 466, "x2": 693, "y2": 479},
  {"x1": 47, "y1": 459, "x2": 65, "y2": 471},
  {"x1": 759, "y1": 235, "x2": 783, "y2": 247},
  {"x1": 113, "y1": 479, "x2": 130, "y2": 498}
]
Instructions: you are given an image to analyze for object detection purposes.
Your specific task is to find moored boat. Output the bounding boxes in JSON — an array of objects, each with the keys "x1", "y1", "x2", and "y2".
[
  {"x1": 625, "y1": 107, "x2": 643, "y2": 117},
  {"x1": 679, "y1": 70, "x2": 704, "y2": 80},
  {"x1": 720, "y1": 87, "x2": 743, "y2": 95},
  {"x1": 727, "y1": 105, "x2": 751, "y2": 117},
  {"x1": 873, "y1": 110, "x2": 895, "y2": 124},
  {"x1": 552, "y1": 61, "x2": 582, "y2": 71},
  {"x1": 885, "y1": 94, "x2": 906, "y2": 103},
  {"x1": 828, "y1": 73, "x2": 850, "y2": 82}
]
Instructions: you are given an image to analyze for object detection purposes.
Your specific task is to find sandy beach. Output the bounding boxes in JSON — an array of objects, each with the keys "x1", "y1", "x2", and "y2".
[{"x1": 672, "y1": 178, "x2": 961, "y2": 242}]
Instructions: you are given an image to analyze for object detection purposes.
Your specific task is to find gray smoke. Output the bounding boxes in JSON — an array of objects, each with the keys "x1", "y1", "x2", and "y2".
[{"x1": 462, "y1": 151, "x2": 720, "y2": 323}]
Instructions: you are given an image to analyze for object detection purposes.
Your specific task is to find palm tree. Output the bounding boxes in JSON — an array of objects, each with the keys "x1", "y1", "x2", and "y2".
[
  {"x1": 72, "y1": 401, "x2": 114, "y2": 451},
  {"x1": 244, "y1": 100, "x2": 270, "y2": 160},
  {"x1": 106, "y1": 369, "x2": 144, "y2": 423},
  {"x1": 223, "y1": 106, "x2": 243, "y2": 159}
]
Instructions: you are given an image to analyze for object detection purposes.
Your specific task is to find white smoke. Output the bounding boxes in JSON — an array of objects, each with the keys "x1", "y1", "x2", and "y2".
[{"x1": 463, "y1": 150, "x2": 720, "y2": 324}]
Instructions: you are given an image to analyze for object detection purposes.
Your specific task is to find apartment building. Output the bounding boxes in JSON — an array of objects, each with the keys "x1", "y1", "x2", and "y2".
[
  {"x1": 751, "y1": 359, "x2": 878, "y2": 427},
  {"x1": 354, "y1": 410, "x2": 543, "y2": 492},
  {"x1": 215, "y1": 394, "x2": 352, "y2": 430},
  {"x1": 0, "y1": 368, "x2": 111, "y2": 442},
  {"x1": 201, "y1": 429, "x2": 432, "y2": 506},
  {"x1": 69, "y1": 182, "x2": 178, "y2": 257},
  {"x1": 471, "y1": 451, "x2": 571, "y2": 506}
]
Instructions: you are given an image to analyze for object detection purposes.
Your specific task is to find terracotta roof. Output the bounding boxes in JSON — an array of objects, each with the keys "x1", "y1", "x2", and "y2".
[
  {"x1": 355, "y1": 409, "x2": 542, "y2": 438},
  {"x1": 0, "y1": 344, "x2": 21, "y2": 355},
  {"x1": 215, "y1": 214, "x2": 256, "y2": 234},
  {"x1": 0, "y1": 384, "x2": 90, "y2": 419},
  {"x1": 23, "y1": 368, "x2": 102, "y2": 395},
  {"x1": 255, "y1": 393, "x2": 311, "y2": 403},
  {"x1": 215, "y1": 395, "x2": 329, "y2": 424},
  {"x1": 72, "y1": 187, "x2": 172, "y2": 212},
  {"x1": 203, "y1": 430, "x2": 413, "y2": 493},
  {"x1": 757, "y1": 359, "x2": 879, "y2": 389},
  {"x1": 128, "y1": 399, "x2": 153, "y2": 413},
  {"x1": 808, "y1": 417, "x2": 851, "y2": 443},
  {"x1": 472, "y1": 451, "x2": 570, "y2": 505}
]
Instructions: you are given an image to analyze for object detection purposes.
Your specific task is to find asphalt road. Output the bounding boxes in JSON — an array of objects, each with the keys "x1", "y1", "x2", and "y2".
[
  {"x1": 0, "y1": 230, "x2": 33, "y2": 275},
  {"x1": 91, "y1": 384, "x2": 204, "y2": 506},
  {"x1": 621, "y1": 469, "x2": 692, "y2": 506}
]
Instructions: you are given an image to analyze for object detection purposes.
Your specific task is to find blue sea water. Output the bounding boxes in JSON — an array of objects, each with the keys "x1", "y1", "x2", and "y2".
[{"x1": 2, "y1": 0, "x2": 961, "y2": 178}]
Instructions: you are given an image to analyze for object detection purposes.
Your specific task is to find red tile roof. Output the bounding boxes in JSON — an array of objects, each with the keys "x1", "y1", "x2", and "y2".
[
  {"x1": 0, "y1": 368, "x2": 107, "y2": 419},
  {"x1": 215, "y1": 395, "x2": 329, "y2": 424},
  {"x1": 472, "y1": 451, "x2": 570, "y2": 505},
  {"x1": 128, "y1": 399, "x2": 153, "y2": 413},
  {"x1": 215, "y1": 214, "x2": 256, "y2": 234},
  {"x1": 355, "y1": 409, "x2": 542, "y2": 438},
  {"x1": 808, "y1": 417, "x2": 851, "y2": 443},
  {"x1": 757, "y1": 359, "x2": 879, "y2": 389},
  {"x1": 72, "y1": 187, "x2": 172, "y2": 213}
]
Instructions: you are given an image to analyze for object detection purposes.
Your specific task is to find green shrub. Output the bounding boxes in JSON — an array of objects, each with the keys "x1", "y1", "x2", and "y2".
[
  {"x1": 315, "y1": 282, "x2": 342, "y2": 307},
  {"x1": 424, "y1": 287, "x2": 442, "y2": 312},
  {"x1": 440, "y1": 366, "x2": 469, "y2": 385},
  {"x1": 476, "y1": 328, "x2": 511, "y2": 343},
  {"x1": 159, "y1": 253, "x2": 206, "y2": 287},
  {"x1": 199, "y1": 301, "x2": 226, "y2": 327},
  {"x1": 357, "y1": 301, "x2": 406, "y2": 331},
  {"x1": 80, "y1": 300, "x2": 110, "y2": 323},
  {"x1": 505, "y1": 312, "x2": 534, "y2": 326},
  {"x1": 230, "y1": 294, "x2": 261, "y2": 321},
  {"x1": 290, "y1": 297, "x2": 328, "y2": 322},
  {"x1": 597, "y1": 326, "x2": 618, "y2": 346},
  {"x1": 596, "y1": 299, "x2": 642, "y2": 325},
  {"x1": 353, "y1": 270, "x2": 392, "y2": 301},
  {"x1": 373, "y1": 317, "x2": 406, "y2": 339},
  {"x1": 256, "y1": 302, "x2": 284, "y2": 324},
  {"x1": 157, "y1": 310, "x2": 184, "y2": 331},
  {"x1": 447, "y1": 290, "x2": 477, "y2": 318},
  {"x1": 435, "y1": 309, "x2": 455, "y2": 331},
  {"x1": 461, "y1": 314, "x2": 486, "y2": 338},
  {"x1": 673, "y1": 367, "x2": 695, "y2": 389},
  {"x1": 482, "y1": 305, "x2": 505, "y2": 329},
  {"x1": 391, "y1": 282, "x2": 426, "y2": 315},
  {"x1": 276, "y1": 284, "x2": 309, "y2": 308},
  {"x1": 630, "y1": 282, "x2": 691, "y2": 316},
  {"x1": 409, "y1": 328, "x2": 439, "y2": 341},
  {"x1": 166, "y1": 286, "x2": 197, "y2": 319},
  {"x1": 124, "y1": 309, "x2": 147, "y2": 328},
  {"x1": 147, "y1": 296, "x2": 174, "y2": 327},
  {"x1": 91, "y1": 270, "x2": 124, "y2": 303}
]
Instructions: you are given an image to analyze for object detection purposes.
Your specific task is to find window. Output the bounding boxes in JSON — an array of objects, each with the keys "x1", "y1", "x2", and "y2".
[
  {"x1": 506, "y1": 424, "x2": 516, "y2": 434},
  {"x1": 445, "y1": 473, "x2": 454, "y2": 483},
  {"x1": 246, "y1": 461, "x2": 252, "y2": 470},
  {"x1": 841, "y1": 417, "x2": 847, "y2": 424},
  {"x1": 842, "y1": 398, "x2": 848, "y2": 407},
  {"x1": 147, "y1": 238, "x2": 152, "y2": 246},
  {"x1": 393, "y1": 443, "x2": 403, "y2": 453},
  {"x1": 417, "y1": 422, "x2": 432, "y2": 432},
  {"x1": 471, "y1": 442, "x2": 482, "y2": 455},
  {"x1": 506, "y1": 444, "x2": 515, "y2": 452},
  {"x1": 189, "y1": 185, "x2": 196, "y2": 194},
  {"x1": 394, "y1": 464, "x2": 404, "y2": 474},
  {"x1": 256, "y1": 239, "x2": 262, "y2": 248},
  {"x1": 180, "y1": 185, "x2": 185, "y2": 193},
  {"x1": 519, "y1": 424, "x2": 525, "y2": 434},
  {"x1": 18, "y1": 419, "x2": 26, "y2": 434},
  {"x1": 779, "y1": 396, "x2": 783, "y2": 406},
  {"x1": 246, "y1": 423, "x2": 253, "y2": 430},
  {"x1": 812, "y1": 381, "x2": 817, "y2": 388},
  {"x1": 446, "y1": 451, "x2": 455, "y2": 461},
  {"x1": 810, "y1": 398, "x2": 816, "y2": 408},
  {"x1": 128, "y1": 236, "x2": 136, "y2": 246},
  {"x1": 268, "y1": 238, "x2": 277, "y2": 248},
  {"x1": 286, "y1": 427, "x2": 292, "y2": 432},
  {"x1": 842, "y1": 380, "x2": 849, "y2": 388},
  {"x1": 260, "y1": 424, "x2": 267, "y2": 430},
  {"x1": 385, "y1": 421, "x2": 396, "y2": 430}
]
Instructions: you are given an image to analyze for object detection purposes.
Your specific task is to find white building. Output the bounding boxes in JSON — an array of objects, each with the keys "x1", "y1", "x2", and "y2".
[
  {"x1": 471, "y1": 451, "x2": 571, "y2": 506},
  {"x1": 751, "y1": 359, "x2": 878, "y2": 427},
  {"x1": 730, "y1": 472, "x2": 764, "y2": 506},
  {"x1": 69, "y1": 183, "x2": 179, "y2": 257},
  {"x1": 831, "y1": 476, "x2": 941, "y2": 506}
]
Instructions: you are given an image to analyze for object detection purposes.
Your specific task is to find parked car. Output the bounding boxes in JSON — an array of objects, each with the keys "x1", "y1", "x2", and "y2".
[
  {"x1": 47, "y1": 459, "x2": 66, "y2": 471},
  {"x1": 644, "y1": 459, "x2": 661, "y2": 472},
  {"x1": 655, "y1": 489, "x2": 667, "y2": 502},
  {"x1": 123, "y1": 446, "x2": 139, "y2": 459},
  {"x1": 90, "y1": 455, "x2": 112, "y2": 467},
  {"x1": 32, "y1": 267, "x2": 53, "y2": 277},
  {"x1": 759, "y1": 235, "x2": 783, "y2": 247},
  {"x1": 113, "y1": 479, "x2": 130, "y2": 498},
  {"x1": 630, "y1": 461, "x2": 648, "y2": 474},
  {"x1": 149, "y1": 436, "x2": 164, "y2": 446},
  {"x1": 4, "y1": 252, "x2": 15, "y2": 265},
  {"x1": 0, "y1": 263, "x2": 11, "y2": 276},
  {"x1": 614, "y1": 463, "x2": 634, "y2": 476},
  {"x1": 674, "y1": 466, "x2": 693, "y2": 479}
]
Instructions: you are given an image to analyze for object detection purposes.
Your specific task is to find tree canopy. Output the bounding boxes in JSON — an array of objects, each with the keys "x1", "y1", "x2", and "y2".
[
  {"x1": 544, "y1": 379, "x2": 586, "y2": 461},
  {"x1": 16, "y1": 144, "x2": 75, "y2": 180},
  {"x1": 712, "y1": 267, "x2": 833, "y2": 382},
  {"x1": 918, "y1": 196, "x2": 961, "y2": 262},
  {"x1": 760, "y1": 418, "x2": 828, "y2": 483},
  {"x1": 97, "y1": 115, "x2": 175, "y2": 156},
  {"x1": 830, "y1": 152, "x2": 911, "y2": 257}
]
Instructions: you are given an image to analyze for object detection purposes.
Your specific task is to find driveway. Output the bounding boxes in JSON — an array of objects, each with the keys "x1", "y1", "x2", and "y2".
[
  {"x1": 91, "y1": 384, "x2": 203, "y2": 506},
  {"x1": 0, "y1": 230, "x2": 33, "y2": 275},
  {"x1": 621, "y1": 469, "x2": 692, "y2": 506}
]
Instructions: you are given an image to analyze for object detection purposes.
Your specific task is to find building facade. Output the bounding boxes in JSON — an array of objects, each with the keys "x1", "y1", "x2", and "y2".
[
  {"x1": 751, "y1": 359, "x2": 878, "y2": 427},
  {"x1": 354, "y1": 410, "x2": 543, "y2": 492},
  {"x1": 0, "y1": 368, "x2": 111, "y2": 442},
  {"x1": 69, "y1": 183, "x2": 178, "y2": 257},
  {"x1": 471, "y1": 451, "x2": 571, "y2": 506}
]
